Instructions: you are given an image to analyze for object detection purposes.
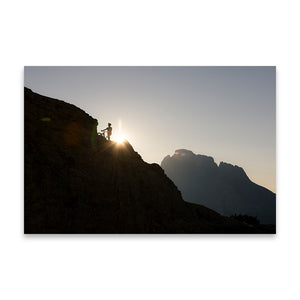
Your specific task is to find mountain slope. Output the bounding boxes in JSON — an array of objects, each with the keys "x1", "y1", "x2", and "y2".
[
  {"x1": 161, "y1": 149, "x2": 276, "y2": 225},
  {"x1": 24, "y1": 88, "x2": 274, "y2": 233}
]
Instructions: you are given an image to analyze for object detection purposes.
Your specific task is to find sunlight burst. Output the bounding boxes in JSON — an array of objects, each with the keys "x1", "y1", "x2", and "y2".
[
  {"x1": 115, "y1": 132, "x2": 126, "y2": 144},
  {"x1": 112, "y1": 119, "x2": 127, "y2": 144}
]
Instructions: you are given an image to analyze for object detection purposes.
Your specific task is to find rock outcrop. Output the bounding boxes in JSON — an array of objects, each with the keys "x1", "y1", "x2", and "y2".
[
  {"x1": 25, "y1": 88, "x2": 275, "y2": 233},
  {"x1": 161, "y1": 149, "x2": 276, "y2": 225}
]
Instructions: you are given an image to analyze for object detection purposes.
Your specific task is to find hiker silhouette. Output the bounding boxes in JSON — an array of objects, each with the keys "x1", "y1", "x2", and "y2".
[{"x1": 101, "y1": 123, "x2": 112, "y2": 141}]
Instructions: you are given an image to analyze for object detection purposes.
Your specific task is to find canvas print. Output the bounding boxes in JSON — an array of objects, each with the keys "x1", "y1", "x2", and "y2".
[{"x1": 24, "y1": 66, "x2": 276, "y2": 233}]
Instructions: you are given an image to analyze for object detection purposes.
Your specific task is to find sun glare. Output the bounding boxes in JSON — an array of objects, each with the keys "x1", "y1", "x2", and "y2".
[
  {"x1": 112, "y1": 119, "x2": 127, "y2": 144},
  {"x1": 115, "y1": 133, "x2": 126, "y2": 144},
  {"x1": 111, "y1": 119, "x2": 129, "y2": 144}
]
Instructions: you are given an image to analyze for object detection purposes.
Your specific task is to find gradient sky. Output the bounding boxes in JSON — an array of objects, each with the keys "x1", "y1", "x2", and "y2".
[{"x1": 24, "y1": 66, "x2": 276, "y2": 192}]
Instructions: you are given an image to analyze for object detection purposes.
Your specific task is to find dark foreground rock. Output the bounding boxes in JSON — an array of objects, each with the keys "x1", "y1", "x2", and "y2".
[{"x1": 24, "y1": 88, "x2": 275, "y2": 233}]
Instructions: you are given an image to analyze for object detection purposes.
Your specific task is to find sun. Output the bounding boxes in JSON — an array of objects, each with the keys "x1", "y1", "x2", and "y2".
[
  {"x1": 114, "y1": 132, "x2": 126, "y2": 144},
  {"x1": 112, "y1": 120, "x2": 127, "y2": 144}
]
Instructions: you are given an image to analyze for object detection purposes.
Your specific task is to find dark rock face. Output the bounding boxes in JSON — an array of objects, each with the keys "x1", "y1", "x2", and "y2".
[
  {"x1": 24, "y1": 88, "x2": 275, "y2": 233},
  {"x1": 161, "y1": 149, "x2": 276, "y2": 225}
]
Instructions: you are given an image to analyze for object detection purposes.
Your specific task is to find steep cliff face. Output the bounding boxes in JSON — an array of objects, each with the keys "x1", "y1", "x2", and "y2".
[
  {"x1": 24, "y1": 88, "x2": 274, "y2": 233},
  {"x1": 161, "y1": 149, "x2": 276, "y2": 225}
]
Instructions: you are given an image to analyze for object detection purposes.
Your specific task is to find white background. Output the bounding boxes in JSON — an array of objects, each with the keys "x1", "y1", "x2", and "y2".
[{"x1": 1, "y1": 1, "x2": 299, "y2": 299}]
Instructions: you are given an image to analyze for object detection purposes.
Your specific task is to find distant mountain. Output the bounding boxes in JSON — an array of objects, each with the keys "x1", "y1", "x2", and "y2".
[
  {"x1": 161, "y1": 149, "x2": 276, "y2": 225},
  {"x1": 25, "y1": 88, "x2": 275, "y2": 233}
]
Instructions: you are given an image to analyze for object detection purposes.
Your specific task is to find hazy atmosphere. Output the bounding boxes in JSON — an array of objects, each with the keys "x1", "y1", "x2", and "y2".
[{"x1": 24, "y1": 66, "x2": 276, "y2": 192}]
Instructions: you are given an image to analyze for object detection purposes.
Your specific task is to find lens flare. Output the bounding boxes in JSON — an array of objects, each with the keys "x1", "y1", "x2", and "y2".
[
  {"x1": 115, "y1": 133, "x2": 126, "y2": 144},
  {"x1": 113, "y1": 119, "x2": 126, "y2": 144}
]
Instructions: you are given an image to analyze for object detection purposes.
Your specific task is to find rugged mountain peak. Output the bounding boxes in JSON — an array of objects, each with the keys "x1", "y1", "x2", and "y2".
[
  {"x1": 162, "y1": 149, "x2": 217, "y2": 170},
  {"x1": 219, "y1": 161, "x2": 250, "y2": 182},
  {"x1": 173, "y1": 149, "x2": 195, "y2": 157},
  {"x1": 161, "y1": 149, "x2": 276, "y2": 225}
]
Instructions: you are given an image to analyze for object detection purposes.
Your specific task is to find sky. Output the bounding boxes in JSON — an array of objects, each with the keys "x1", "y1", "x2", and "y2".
[{"x1": 24, "y1": 66, "x2": 276, "y2": 192}]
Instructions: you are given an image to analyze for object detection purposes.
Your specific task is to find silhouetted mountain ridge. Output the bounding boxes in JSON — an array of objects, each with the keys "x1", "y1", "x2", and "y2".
[
  {"x1": 25, "y1": 89, "x2": 275, "y2": 233},
  {"x1": 161, "y1": 149, "x2": 276, "y2": 225}
]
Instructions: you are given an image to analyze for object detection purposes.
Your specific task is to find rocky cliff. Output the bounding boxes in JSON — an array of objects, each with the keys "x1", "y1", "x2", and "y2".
[
  {"x1": 24, "y1": 88, "x2": 274, "y2": 233},
  {"x1": 161, "y1": 149, "x2": 276, "y2": 225}
]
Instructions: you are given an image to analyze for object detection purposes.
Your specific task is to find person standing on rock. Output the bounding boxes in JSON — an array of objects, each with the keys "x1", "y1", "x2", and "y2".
[{"x1": 101, "y1": 123, "x2": 112, "y2": 141}]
